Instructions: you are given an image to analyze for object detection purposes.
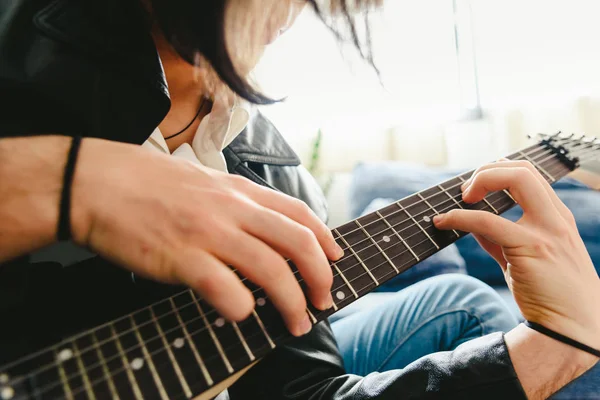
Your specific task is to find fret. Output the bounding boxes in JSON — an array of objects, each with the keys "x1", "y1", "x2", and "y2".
[
  {"x1": 306, "y1": 309, "x2": 318, "y2": 324},
  {"x1": 137, "y1": 305, "x2": 200, "y2": 398},
  {"x1": 333, "y1": 229, "x2": 379, "y2": 286},
  {"x1": 190, "y1": 294, "x2": 234, "y2": 374},
  {"x1": 109, "y1": 320, "x2": 157, "y2": 399},
  {"x1": 96, "y1": 325, "x2": 141, "y2": 400},
  {"x1": 437, "y1": 183, "x2": 476, "y2": 212},
  {"x1": 486, "y1": 190, "x2": 516, "y2": 215},
  {"x1": 71, "y1": 340, "x2": 96, "y2": 400},
  {"x1": 193, "y1": 296, "x2": 254, "y2": 371},
  {"x1": 330, "y1": 296, "x2": 339, "y2": 311},
  {"x1": 129, "y1": 316, "x2": 170, "y2": 400},
  {"x1": 148, "y1": 308, "x2": 193, "y2": 399},
  {"x1": 518, "y1": 151, "x2": 556, "y2": 183},
  {"x1": 503, "y1": 189, "x2": 516, "y2": 203},
  {"x1": 354, "y1": 220, "x2": 398, "y2": 274},
  {"x1": 231, "y1": 322, "x2": 256, "y2": 362},
  {"x1": 251, "y1": 310, "x2": 276, "y2": 349},
  {"x1": 335, "y1": 218, "x2": 398, "y2": 287},
  {"x1": 417, "y1": 192, "x2": 460, "y2": 238},
  {"x1": 411, "y1": 186, "x2": 464, "y2": 250},
  {"x1": 53, "y1": 348, "x2": 74, "y2": 400},
  {"x1": 456, "y1": 176, "x2": 498, "y2": 214},
  {"x1": 24, "y1": 350, "x2": 67, "y2": 399},
  {"x1": 377, "y1": 200, "x2": 438, "y2": 267},
  {"x1": 252, "y1": 289, "x2": 286, "y2": 347},
  {"x1": 169, "y1": 297, "x2": 214, "y2": 387},
  {"x1": 90, "y1": 331, "x2": 120, "y2": 400},
  {"x1": 376, "y1": 210, "x2": 419, "y2": 261},
  {"x1": 55, "y1": 344, "x2": 86, "y2": 400},
  {"x1": 547, "y1": 162, "x2": 572, "y2": 182},
  {"x1": 73, "y1": 334, "x2": 111, "y2": 398},
  {"x1": 171, "y1": 293, "x2": 230, "y2": 386},
  {"x1": 330, "y1": 228, "x2": 377, "y2": 296},
  {"x1": 332, "y1": 262, "x2": 358, "y2": 300},
  {"x1": 396, "y1": 201, "x2": 439, "y2": 250},
  {"x1": 231, "y1": 295, "x2": 275, "y2": 358},
  {"x1": 508, "y1": 143, "x2": 545, "y2": 161}
]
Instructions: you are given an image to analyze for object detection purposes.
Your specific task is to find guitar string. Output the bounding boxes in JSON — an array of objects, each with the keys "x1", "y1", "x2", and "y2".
[
  {"x1": 7, "y1": 139, "x2": 592, "y2": 392},
  {"x1": 21, "y1": 181, "x2": 513, "y2": 399},
  {"x1": 9, "y1": 135, "x2": 596, "y2": 388},
  {"x1": 0, "y1": 143, "x2": 572, "y2": 389},
  {"x1": 569, "y1": 143, "x2": 600, "y2": 161},
  {"x1": 319, "y1": 133, "x2": 596, "y2": 249},
  {"x1": 25, "y1": 153, "x2": 570, "y2": 398},
  {"x1": 58, "y1": 189, "x2": 535, "y2": 400},
  {"x1": 26, "y1": 145, "x2": 598, "y2": 399}
]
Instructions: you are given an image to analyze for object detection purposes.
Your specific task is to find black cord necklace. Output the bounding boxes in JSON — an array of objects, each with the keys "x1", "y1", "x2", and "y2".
[{"x1": 164, "y1": 97, "x2": 208, "y2": 140}]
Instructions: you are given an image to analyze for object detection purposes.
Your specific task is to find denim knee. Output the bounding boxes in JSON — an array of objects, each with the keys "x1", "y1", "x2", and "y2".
[{"x1": 422, "y1": 274, "x2": 519, "y2": 334}]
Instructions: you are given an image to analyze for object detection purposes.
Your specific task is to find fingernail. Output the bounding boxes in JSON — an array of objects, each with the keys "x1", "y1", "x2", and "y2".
[
  {"x1": 433, "y1": 214, "x2": 444, "y2": 225},
  {"x1": 335, "y1": 244, "x2": 345, "y2": 259},
  {"x1": 297, "y1": 315, "x2": 312, "y2": 336},
  {"x1": 462, "y1": 185, "x2": 472, "y2": 199},
  {"x1": 323, "y1": 293, "x2": 334, "y2": 310}
]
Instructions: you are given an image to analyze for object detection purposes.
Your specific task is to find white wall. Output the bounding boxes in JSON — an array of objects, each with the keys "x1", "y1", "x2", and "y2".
[{"x1": 254, "y1": 0, "x2": 600, "y2": 172}]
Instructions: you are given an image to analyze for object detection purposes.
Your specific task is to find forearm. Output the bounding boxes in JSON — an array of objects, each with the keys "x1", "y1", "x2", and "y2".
[
  {"x1": 0, "y1": 135, "x2": 73, "y2": 261},
  {"x1": 506, "y1": 323, "x2": 599, "y2": 399}
]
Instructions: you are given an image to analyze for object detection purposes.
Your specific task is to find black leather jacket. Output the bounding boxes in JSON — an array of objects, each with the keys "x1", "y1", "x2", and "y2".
[{"x1": 0, "y1": 1, "x2": 526, "y2": 398}]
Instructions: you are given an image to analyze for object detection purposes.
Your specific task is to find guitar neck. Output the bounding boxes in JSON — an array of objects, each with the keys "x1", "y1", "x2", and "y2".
[
  {"x1": 305, "y1": 141, "x2": 574, "y2": 322},
  {"x1": 0, "y1": 140, "x2": 580, "y2": 400}
]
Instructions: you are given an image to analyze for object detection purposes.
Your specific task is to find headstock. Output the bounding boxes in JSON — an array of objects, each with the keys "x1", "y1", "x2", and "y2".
[
  {"x1": 532, "y1": 132, "x2": 600, "y2": 171},
  {"x1": 532, "y1": 132, "x2": 600, "y2": 189}
]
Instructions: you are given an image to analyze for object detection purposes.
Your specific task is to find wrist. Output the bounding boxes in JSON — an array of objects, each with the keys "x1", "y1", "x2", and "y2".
[
  {"x1": 506, "y1": 324, "x2": 598, "y2": 399},
  {"x1": 69, "y1": 137, "x2": 149, "y2": 247},
  {"x1": 69, "y1": 137, "x2": 110, "y2": 247},
  {"x1": 0, "y1": 136, "x2": 69, "y2": 260}
]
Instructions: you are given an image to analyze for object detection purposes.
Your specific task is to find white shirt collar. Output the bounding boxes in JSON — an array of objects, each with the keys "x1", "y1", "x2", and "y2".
[{"x1": 143, "y1": 94, "x2": 251, "y2": 172}]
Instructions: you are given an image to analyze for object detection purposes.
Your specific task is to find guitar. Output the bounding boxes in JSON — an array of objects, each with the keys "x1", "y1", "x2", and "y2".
[{"x1": 0, "y1": 133, "x2": 598, "y2": 400}]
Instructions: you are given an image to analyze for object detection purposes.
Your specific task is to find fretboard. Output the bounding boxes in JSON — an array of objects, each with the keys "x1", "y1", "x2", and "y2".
[{"x1": 0, "y1": 141, "x2": 576, "y2": 400}]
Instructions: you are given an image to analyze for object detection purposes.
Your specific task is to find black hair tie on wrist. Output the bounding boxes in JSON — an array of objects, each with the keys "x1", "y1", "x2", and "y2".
[
  {"x1": 57, "y1": 136, "x2": 82, "y2": 241},
  {"x1": 524, "y1": 320, "x2": 600, "y2": 358}
]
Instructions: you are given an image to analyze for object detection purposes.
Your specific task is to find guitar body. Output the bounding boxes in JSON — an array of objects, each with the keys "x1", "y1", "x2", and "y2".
[{"x1": 0, "y1": 258, "x2": 156, "y2": 365}]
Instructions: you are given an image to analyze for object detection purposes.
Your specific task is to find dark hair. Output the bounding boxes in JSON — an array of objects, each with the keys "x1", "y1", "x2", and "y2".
[{"x1": 149, "y1": 0, "x2": 376, "y2": 105}]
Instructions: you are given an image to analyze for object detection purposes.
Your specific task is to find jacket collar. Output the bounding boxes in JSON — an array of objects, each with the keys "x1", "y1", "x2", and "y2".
[
  {"x1": 34, "y1": 0, "x2": 301, "y2": 166},
  {"x1": 228, "y1": 109, "x2": 301, "y2": 166}
]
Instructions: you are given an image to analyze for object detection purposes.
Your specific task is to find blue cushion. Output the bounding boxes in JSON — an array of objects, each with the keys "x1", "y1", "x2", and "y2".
[{"x1": 350, "y1": 162, "x2": 600, "y2": 286}]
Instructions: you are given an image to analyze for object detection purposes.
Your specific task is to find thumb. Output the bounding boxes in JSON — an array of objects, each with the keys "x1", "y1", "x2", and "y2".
[{"x1": 473, "y1": 233, "x2": 508, "y2": 272}]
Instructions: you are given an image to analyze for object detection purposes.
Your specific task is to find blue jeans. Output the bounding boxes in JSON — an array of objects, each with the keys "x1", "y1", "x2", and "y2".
[{"x1": 330, "y1": 274, "x2": 600, "y2": 398}]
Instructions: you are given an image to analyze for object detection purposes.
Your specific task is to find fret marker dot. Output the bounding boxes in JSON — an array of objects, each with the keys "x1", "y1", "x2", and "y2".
[
  {"x1": 336, "y1": 291, "x2": 346, "y2": 300},
  {"x1": 256, "y1": 298, "x2": 266, "y2": 307},
  {"x1": 382, "y1": 235, "x2": 391, "y2": 243},
  {"x1": 173, "y1": 338, "x2": 185, "y2": 349},
  {"x1": 215, "y1": 317, "x2": 225, "y2": 328},
  {"x1": 57, "y1": 349, "x2": 73, "y2": 362},
  {"x1": 0, "y1": 375, "x2": 7, "y2": 384},
  {"x1": 1, "y1": 386, "x2": 14, "y2": 400},
  {"x1": 131, "y1": 358, "x2": 144, "y2": 370},
  {"x1": 423, "y1": 216, "x2": 431, "y2": 223}
]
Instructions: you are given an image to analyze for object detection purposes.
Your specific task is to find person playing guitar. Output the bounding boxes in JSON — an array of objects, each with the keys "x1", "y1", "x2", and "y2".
[{"x1": 0, "y1": 0, "x2": 598, "y2": 398}]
